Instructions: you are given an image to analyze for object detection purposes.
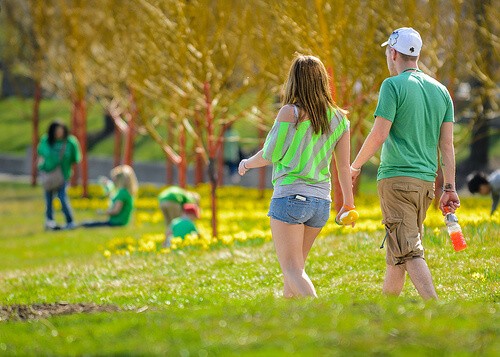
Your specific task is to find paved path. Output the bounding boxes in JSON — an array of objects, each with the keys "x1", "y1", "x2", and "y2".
[{"x1": 0, "y1": 153, "x2": 273, "y2": 188}]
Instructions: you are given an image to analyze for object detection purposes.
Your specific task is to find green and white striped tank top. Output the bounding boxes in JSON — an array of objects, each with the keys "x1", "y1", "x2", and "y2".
[{"x1": 262, "y1": 104, "x2": 349, "y2": 200}]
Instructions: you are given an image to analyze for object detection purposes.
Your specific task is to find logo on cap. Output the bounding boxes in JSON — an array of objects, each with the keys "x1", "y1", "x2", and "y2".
[
  {"x1": 389, "y1": 31, "x2": 399, "y2": 47},
  {"x1": 381, "y1": 27, "x2": 422, "y2": 56}
]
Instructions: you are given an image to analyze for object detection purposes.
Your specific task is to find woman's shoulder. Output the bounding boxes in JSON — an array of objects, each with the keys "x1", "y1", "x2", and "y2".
[
  {"x1": 329, "y1": 105, "x2": 349, "y2": 122},
  {"x1": 276, "y1": 104, "x2": 298, "y2": 123}
]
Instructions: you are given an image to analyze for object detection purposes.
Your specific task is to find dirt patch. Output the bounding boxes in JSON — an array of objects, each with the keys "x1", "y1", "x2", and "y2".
[{"x1": 0, "y1": 302, "x2": 120, "y2": 321}]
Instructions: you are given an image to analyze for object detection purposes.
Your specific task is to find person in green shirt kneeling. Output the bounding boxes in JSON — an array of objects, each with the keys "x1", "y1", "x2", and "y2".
[{"x1": 163, "y1": 203, "x2": 200, "y2": 248}]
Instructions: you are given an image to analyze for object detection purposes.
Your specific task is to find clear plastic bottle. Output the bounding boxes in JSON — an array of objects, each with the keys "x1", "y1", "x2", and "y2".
[{"x1": 444, "y1": 207, "x2": 467, "y2": 251}]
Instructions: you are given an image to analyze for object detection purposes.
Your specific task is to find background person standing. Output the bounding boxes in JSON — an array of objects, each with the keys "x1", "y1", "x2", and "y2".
[
  {"x1": 37, "y1": 120, "x2": 81, "y2": 230},
  {"x1": 351, "y1": 27, "x2": 460, "y2": 300}
]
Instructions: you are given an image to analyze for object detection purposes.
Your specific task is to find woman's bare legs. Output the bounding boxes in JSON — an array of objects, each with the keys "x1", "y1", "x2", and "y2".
[{"x1": 271, "y1": 219, "x2": 321, "y2": 297}]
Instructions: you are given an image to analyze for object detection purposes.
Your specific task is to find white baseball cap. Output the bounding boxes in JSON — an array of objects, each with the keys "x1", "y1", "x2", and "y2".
[{"x1": 381, "y1": 27, "x2": 422, "y2": 56}]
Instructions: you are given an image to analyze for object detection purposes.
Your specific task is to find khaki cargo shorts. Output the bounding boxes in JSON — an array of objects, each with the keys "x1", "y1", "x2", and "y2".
[{"x1": 377, "y1": 177, "x2": 435, "y2": 266}]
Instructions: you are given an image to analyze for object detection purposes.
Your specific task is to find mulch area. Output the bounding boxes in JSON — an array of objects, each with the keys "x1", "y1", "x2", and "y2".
[{"x1": 0, "y1": 302, "x2": 121, "y2": 321}]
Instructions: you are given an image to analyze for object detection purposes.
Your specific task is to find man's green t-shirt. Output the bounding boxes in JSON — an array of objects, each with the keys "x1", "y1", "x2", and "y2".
[
  {"x1": 374, "y1": 70, "x2": 454, "y2": 182},
  {"x1": 109, "y1": 188, "x2": 134, "y2": 226},
  {"x1": 171, "y1": 217, "x2": 198, "y2": 239}
]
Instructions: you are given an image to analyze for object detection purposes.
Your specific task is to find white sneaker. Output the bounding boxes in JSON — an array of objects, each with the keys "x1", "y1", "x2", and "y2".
[
  {"x1": 45, "y1": 220, "x2": 59, "y2": 230},
  {"x1": 64, "y1": 222, "x2": 77, "y2": 230}
]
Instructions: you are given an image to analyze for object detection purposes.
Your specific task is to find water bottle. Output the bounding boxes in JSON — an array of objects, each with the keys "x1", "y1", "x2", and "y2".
[
  {"x1": 336, "y1": 206, "x2": 359, "y2": 226},
  {"x1": 444, "y1": 207, "x2": 467, "y2": 251}
]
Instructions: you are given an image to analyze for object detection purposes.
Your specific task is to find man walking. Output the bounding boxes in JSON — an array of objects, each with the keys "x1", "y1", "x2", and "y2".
[{"x1": 351, "y1": 27, "x2": 460, "y2": 300}]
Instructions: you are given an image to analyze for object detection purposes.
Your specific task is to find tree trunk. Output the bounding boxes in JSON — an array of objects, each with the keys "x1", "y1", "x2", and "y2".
[
  {"x1": 458, "y1": 0, "x2": 493, "y2": 184},
  {"x1": 208, "y1": 158, "x2": 218, "y2": 238},
  {"x1": 195, "y1": 149, "x2": 204, "y2": 185},
  {"x1": 468, "y1": 83, "x2": 490, "y2": 170},
  {"x1": 204, "y1": 82, "x2": 218, "y2": 237},
  {"x1": 470, "y1": 0, "x2": 493, "y2": 167},
  {"x1": 193, "y1": 111, "x2": 204, "y2": 185},
  {"x1": 70, "y1": 98, "x2": 79, "y2": 187},
  {"x1": 31, "y1": 81, "x2": 41, "y2": 186},
  {"x1": 73, "y1": 97, "x2": 88, "y2": 197},
  {"x1": 80, "y1": 100, "x2": 89, "y2": 197},
  {"x1": 113, "y1": 122, "x2": 122, "y2": 167},
  {"x1": 217, "y1": 137, "x2": 224, "y2": 186},
  {"x1": 178, "y1": 124, "x2": 187, "y2": 188},
  {"x1": 166, "y1": 124, "x2": 174, "y2": 185},
  {"x1": 124, "y1": 113, "x2": 135, "y2": 167}
]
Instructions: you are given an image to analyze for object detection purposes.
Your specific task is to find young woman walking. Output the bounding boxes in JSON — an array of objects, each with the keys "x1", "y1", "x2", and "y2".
[{"x1": 239, "y1": 54, "x2": 354, "y2": 297}]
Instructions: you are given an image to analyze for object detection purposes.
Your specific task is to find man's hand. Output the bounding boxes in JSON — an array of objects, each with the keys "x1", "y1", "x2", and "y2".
[
  {"x1": 350, "y1": 165, "x2": 361, "y2": 181},
  {"x1": 439, "y1": 191, "x2": 460, "y2": 215}
]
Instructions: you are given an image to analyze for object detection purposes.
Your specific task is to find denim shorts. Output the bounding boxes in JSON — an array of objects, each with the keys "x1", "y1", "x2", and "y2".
[{"x1": 268, "y1": 195, "x2": 331, "y2": 228}]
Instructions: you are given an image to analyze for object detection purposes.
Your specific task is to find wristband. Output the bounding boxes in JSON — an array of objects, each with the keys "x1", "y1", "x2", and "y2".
[
  {"x1": 350, "y1": 165, "x2": 361, "y2": 172},
  {"x1": 343, "y1": 205, "x2": 355, "y2": 211}
]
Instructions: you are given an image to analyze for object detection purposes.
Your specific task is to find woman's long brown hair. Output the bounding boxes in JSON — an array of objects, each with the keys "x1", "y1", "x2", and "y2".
[{"x1": 282, "y1": 54, "x2": 339, "y2": 135}]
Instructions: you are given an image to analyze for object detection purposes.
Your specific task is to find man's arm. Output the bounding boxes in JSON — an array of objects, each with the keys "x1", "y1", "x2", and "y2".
[
  {"x1": 350, "y1": 117, "x2": 392, "y2": 179},
  {"x1": 438, "y1": 122, "x2": 460, "y2": 214}
]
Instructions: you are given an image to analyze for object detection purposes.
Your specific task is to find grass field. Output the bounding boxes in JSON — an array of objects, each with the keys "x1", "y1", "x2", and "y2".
[{"x1": 0, "y1": 181, "x2": 498, "y2": 356}]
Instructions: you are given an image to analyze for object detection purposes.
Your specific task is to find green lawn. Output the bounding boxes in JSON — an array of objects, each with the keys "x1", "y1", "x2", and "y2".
[
  {"x1": 0, "y1": 97, "x2": 263, "y2": 162},
  {"x1": 1, "y1": 96, "x2": 499, "y2": 165},
  {"x1": 0, "y1": 181, "x2": 498, "y2": 356}
]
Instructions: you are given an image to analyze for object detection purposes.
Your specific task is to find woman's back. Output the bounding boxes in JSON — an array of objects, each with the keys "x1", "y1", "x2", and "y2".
[{"x1": 262, "y1": 104, "x2": 349, "y2": 199}]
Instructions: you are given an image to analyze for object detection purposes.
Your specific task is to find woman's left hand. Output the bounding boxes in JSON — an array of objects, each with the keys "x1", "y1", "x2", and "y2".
[
  {"x1": 335, "y1": 205, "x2": 356, "y2": 227},
  {"x1": 238, "y1": 159, "x2": 249, "y2": 176}
]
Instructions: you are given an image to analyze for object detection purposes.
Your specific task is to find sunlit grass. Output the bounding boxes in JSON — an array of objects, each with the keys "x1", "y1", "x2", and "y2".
[{"x1": 0, "y1": 181, "x2": 498, "y2": 355}]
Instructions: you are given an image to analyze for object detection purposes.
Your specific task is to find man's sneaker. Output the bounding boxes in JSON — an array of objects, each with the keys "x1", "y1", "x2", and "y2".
[{"x1": 45, "y1": 220, "x2": 61, "y2": 231}]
